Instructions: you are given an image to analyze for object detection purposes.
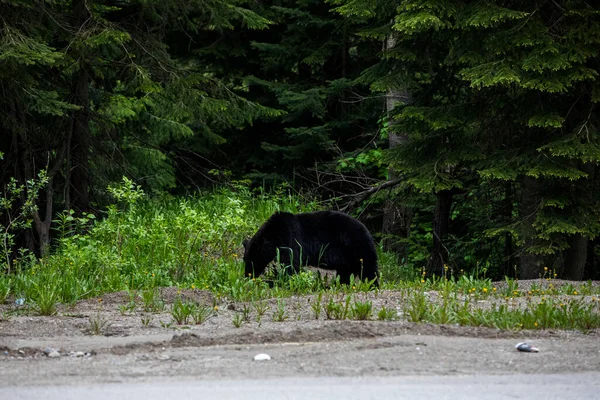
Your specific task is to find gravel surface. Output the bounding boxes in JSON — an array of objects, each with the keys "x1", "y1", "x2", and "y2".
[{"x1": 0, "y1": 282, "x2": 599, "y2": 386}]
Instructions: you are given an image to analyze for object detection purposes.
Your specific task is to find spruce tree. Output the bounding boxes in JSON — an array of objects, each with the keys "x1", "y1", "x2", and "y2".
[
  {"x1": 333, "y1": 0, "x2": 600, "y2": 279},
  {"x1": 0, "y1": 0, "x2": 276, "y2": 257}
]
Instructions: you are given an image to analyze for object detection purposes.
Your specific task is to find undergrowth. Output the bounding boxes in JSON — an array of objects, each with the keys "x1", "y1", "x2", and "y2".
[{"x1": 0, "y1": 179, "x2": 599, "y2": 332}]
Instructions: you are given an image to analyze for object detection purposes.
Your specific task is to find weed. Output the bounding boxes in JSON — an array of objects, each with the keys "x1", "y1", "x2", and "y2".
[
  {"x1": 324, "y1": 295, "x2": 351, "y2": 320},
  {"x1": 503, "y1": 277, "x2": 519, "y2": 297},
  {"x1": 272, "y1": 299, "x2": 289, "y2": 322},
  {"x1": 141, "y1": 314, "x2": 152, "y2": 327},
  {"x1": 140, "y1": 288, "x2": 164, "y2": 312},
  {"x1": 348, "y1": 274, "x2": 378, "y2": 292},
  {"x1": 351, "y1": 300, "x2": 373, "y2": 320},
  {"x1": 311, "y1": 292, "x2": 323, "y2": 319},
  {"x1": 404, "y1": 290, "x2": 428, "y2": 323},
  {"x1": 192, "y1": 305, "x2": 213, "y2": 324},
  {"x1": 241, "y1": 304, "x2": 251, "y2": 322},
  {"x1": 88, "y1": 311, "x2": 109, "y2": 335},
  {"x1": 32, "y1": 289, "x2": 59, "y2": 316},
  {"x1": 232, "y1": 312, "x2": 244, "y2": 328},
  {"x1": 119, "y1": 301, "x2": 136, "y2": 315},
  {"x1": 160, "y1": 320, "x2": 173, "y2": 329},
  {"x1": 377, "y1": 306, "x2": 398, "y2": 321},
  {"x1": 0, "y1": 310, "x2": 11, "y2": 321},
  {"x1": 171, "y1": 298, "x2": 195, "y2": 325},
  {"x1": 0, "y1": 277, "x2": 11, "y2": 304},
  {"x1": 253, "y1": 300, "x2": 270, "y2": 320}
]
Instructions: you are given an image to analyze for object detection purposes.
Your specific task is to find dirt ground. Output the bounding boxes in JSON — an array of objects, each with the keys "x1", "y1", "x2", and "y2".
[{"x1": 1, "y1": 281, "x2": 600, "y2": 386}]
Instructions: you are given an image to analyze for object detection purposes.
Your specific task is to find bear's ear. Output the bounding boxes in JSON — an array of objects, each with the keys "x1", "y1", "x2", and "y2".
[{"x1": 242, "y1": 238, "x2": 249, "y2": 248}]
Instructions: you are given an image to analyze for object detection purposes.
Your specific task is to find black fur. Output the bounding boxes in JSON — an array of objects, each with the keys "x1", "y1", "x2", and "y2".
[{"x1": 243, "y1": 211, "x2": 378, "y2": 285}]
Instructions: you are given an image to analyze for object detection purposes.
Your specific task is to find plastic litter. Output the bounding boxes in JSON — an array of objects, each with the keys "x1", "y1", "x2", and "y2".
[
  {"x1": 515, "y1": 342, "x2": 539, "y2": 352},
  {"x1": 15, "y1": 298, "x2": 25, "y2": 306}
]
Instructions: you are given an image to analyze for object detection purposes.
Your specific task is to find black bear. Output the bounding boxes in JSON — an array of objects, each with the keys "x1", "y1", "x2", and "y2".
[{"x1": 243, "y1": 210, "x2": 378, "y2": 286}]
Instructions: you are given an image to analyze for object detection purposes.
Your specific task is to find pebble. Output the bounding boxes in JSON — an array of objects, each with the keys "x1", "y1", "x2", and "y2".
[
  {"x1": 515, "y1": 342, "x2": 539, "y2": 352},
  {"x1": 253, "y1": 353, "x2": 271, "y2": 361},
  {"x1": 48, "y1": 350, "x2": 61, "y2": 358}
]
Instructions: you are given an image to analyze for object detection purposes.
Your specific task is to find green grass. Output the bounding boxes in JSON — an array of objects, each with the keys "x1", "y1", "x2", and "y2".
[
  {"x1": 171, "y1": 297, "x2": 196, "y2": 325},
  {"x1": 1, "y1": 182, "x2": 599, "y2": 332},
  {"x1": 0, "y1": 184, "x2": 324, "y2": 305},
  {"x1": 402, "y1": 293, "x2": 600, "y2": 332}
]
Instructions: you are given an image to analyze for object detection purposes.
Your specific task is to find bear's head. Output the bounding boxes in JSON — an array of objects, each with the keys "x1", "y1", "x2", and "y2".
[
  {"x1": 243, "y1": 212, "x2": 293, "y2": 278},
  {"x1": 243, "y1": 236, "x2": 271, "y2": 278}
]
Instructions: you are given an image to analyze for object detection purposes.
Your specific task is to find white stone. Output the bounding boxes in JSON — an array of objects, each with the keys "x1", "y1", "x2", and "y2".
[
  {"x1": 48, "y1": 350, "x2": 61, "y2": 358},
  {"x1": 253, "y1": 353, "x2": 271, "y2": 361}
]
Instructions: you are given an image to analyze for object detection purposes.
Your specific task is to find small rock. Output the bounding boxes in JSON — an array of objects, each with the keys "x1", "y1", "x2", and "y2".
[
  {"x1": 43, "y1": 347, "x2": 56, "y2": 355},
  {"x1": 515, "y1": 342, "x2": 539, "y2": 352},
  {"x1": 48, "y1": 351, "x2": 61, "y2": 358},
  {"x1": 253, "y1": 353, "x2": 271, "y2": 361},
  {"x1": 73, "y1": 351, "x2": 85, "y2": 357},
  {"x1": 158, "y1": 354, "x2": 171, "y2": 361}
]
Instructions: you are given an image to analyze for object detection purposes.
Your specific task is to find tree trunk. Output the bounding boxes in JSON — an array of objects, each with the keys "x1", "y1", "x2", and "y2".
[
  {"x1": 429, "y1": 189, "x2": 454, "y2": 276},
  {"x1": 503, "y1": 182, "x2": 516, "y2": 278},
  {"x1": 519, "y1": 176, "x2": 541, "y2": 279},
  {"x1": 564, "y1": 162, "x2": 594, "y2": 280},
  {"x1": 564, "y1": 234, "x2": 588, "y2": 280},
  {"x1": 381, "y1": 33, "x2": 412, "y2": 261},
  {"x1": 585, "y1": 238, "x2": 597, "y2": 280},
  {"x1": 70, "y1": 0, "x2": 91, "y2": 213}
]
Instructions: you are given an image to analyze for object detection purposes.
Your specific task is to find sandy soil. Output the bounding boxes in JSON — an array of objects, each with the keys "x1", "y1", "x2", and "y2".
[{"x1": 1, "y1": 282, "x2": 599, "y2": 386}]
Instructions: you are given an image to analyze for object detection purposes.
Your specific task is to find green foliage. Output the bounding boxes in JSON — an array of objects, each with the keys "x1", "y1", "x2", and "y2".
[
  {"x1": 192, "y1": 305, "x2": 214, "y2": 325},
  {"x1": 139, "y1": 288, "x2": 165, "y2": 313},
  {"x1": 30, "y1": 274, "x2": 60, "y2": 316},
  {"x1": 214, "y1": 0, "x2": 383, "y2": 184},
  {"x1": 88, "y1": 310, "x2": 110, "y2": 336},
  {"x1": 1, "y1": 170, "x2": 48, "y2": 272},
  {"x1": 324, "y1": 294, "x2": 352, "y2": 320},
  {"x1": 272, "y1": 299, "x2": 289, "y2": 322},
  {"x1": 377, "y1": 305, "x2": 398, "y2": 321},
  {"x1": 253, "y1": 300, "x2": 270, "y2": 322},
  {"x1": 331, "y1": 0, "x2": 600, "y2": 279},
  {"x1": 171, "y1": 297, "x2": 196, "y2": 325},
  {"x1": 5, "y1": 184, "x2": 322, "y2": 305},
  {"x1": 0, "y1": 275, "x2": 11, "y2": 304},
  {"x1": 232, "y1": 312, "x2": 244, "y2": 327},
  {"x1": 350, "y1": 299, "x2": 373, "y2": 320}
]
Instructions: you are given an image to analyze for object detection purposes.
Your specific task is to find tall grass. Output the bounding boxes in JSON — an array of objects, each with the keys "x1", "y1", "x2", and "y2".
[{"x1": 1, "y1": 182, "x2": 323, "y2": 305}]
